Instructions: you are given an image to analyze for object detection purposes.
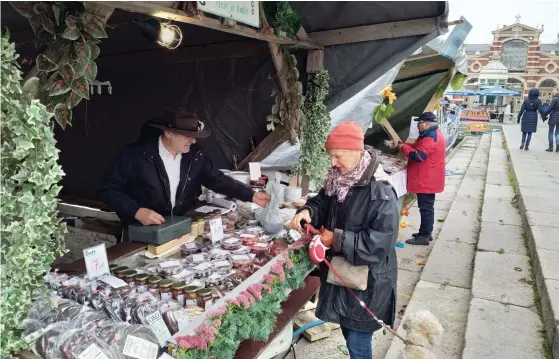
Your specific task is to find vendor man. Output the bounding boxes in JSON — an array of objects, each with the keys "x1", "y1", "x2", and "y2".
[{"x1": 99, "y1": 106, "x2": 269, "y2": 228}]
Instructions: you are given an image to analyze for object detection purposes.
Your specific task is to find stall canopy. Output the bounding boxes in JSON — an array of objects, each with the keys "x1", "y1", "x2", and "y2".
[
  {"x1": 477, "y1": 87, "x2": 521, "y2": 97},
  {"x1": 2, "y1": 1, "x2": 448, "y2": 204},
  {"x1": 446, "y1": 87, "x2": 478, "y2": 96}
]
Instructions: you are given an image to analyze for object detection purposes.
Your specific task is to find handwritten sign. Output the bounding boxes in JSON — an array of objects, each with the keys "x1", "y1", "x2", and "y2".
[
  {"x1": 249, "y1": 162, "x2": 261, "y2": 181},
  {"x1": 197, "y1": 1, "x2": 260, "y2": 27},
  {"x1": 83, "y1": 244, "x2": 109, "y2": 280},
  {"x1": 209, "y1": 216, "x2": 224, "y2": 245},
  {"x1": 408, "y1": 116, "x2": 420, "y2": 140}
]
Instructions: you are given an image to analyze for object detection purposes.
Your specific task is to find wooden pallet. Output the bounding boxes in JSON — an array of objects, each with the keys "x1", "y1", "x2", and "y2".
[{"x1": 293, "y1": 310, "x2": 340, "y2": 342}]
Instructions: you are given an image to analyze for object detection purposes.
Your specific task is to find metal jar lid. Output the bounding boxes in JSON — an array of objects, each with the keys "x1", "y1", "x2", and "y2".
[
  {"x1": 159, "y1": 279, "x2": 173, "y2": 288},
  {"x1": 147, "y1": 276, "x2": 163, "y2": 284}
]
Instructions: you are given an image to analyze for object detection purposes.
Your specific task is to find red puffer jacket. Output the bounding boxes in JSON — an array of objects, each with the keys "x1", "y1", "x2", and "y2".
[{"x1": 400, "y1": 126, "x2": 446, "y2": 194}]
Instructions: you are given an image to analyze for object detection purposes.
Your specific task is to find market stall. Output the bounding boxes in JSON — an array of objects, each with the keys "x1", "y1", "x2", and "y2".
[{"x1": 2, "y1": 2, "x2": 450, "y2": 359}]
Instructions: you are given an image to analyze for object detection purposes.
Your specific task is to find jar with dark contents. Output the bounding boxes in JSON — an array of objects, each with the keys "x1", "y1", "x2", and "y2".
[
  {"x1": 112, "y1": 266, "x2": 129, "y2": 279},
  {"x1": 147, "y1": 276, "x2": 162, "y2": 298},
  {"x1": 196, "y1": 288, "x2": 213, "y2": 310},
  {"x1": 172, "y1": 282, "x2": 187, "y2": 306},
  {"x1": 159, "y1": 279, "x2": 173, "y2": 301},
  {"x1": 134, "y1": 273, "x2": 149, "y2": 294},
  {"x1": 109, "y1": 264, "x2": 119, "y2": 272},
  {"x1": 122, "y1": 270, "x2": 137, "y2": 284},
  {"x1": 184, "y1": 286, "x2": 199, "y2": 307}
]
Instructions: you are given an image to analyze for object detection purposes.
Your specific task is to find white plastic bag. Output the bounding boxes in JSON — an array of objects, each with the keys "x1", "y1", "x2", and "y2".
[{"x1": 257, "y1": 175, "x2": 284, "y2": 234}]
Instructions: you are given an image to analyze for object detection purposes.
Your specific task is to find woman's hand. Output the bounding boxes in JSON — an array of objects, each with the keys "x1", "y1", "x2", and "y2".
[
  {"x1": 291, "y1": 209, "x2": 311, "y2": 231},
  {"x1": 320, "y1": 226, "x2": 334, "y2": 247}
]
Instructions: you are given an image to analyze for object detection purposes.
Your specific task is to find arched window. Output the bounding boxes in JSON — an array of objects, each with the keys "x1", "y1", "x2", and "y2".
[
  {"x1": 540, "y1": 79, "x2": 557, "y2": 88},
  {"x1": 501, "y1": 40, "x2": 528, "y2": 72}
]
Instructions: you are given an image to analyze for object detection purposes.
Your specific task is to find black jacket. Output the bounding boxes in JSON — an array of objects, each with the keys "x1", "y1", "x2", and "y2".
[
  {"x1": 545, "y1": 93, "x2": 559, "y2": 126},
  {"x1": 518, "y1": 88, "x2": 546, "y2": 133},
  {"x1": 304, "y1": 149, "x2": 399, "y2": 332},
  {"x1": 98, "y1": 137, "x2": 254, "y2": 226}
]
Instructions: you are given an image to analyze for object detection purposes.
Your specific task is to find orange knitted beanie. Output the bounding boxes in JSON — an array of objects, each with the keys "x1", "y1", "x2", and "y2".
[{"x1": 324, "y1": 121, "x2": 364, "y2": 150}]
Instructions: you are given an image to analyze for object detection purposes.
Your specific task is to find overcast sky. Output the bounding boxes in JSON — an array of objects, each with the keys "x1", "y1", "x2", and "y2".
[{"x1": 448, "y1": 0, "x2": 559, "y2": 44}]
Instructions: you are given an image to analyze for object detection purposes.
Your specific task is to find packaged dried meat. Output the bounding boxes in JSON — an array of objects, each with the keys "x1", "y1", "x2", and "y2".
[
  {"x1": 221, "y1": 237, "x2": 242, "y2": 250},
  {"x1": 57, "y1": 328, "x2": 121, "y2": 359}
]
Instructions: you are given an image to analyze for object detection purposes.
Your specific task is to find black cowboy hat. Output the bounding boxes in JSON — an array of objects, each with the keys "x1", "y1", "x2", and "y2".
[{"x1": 148, "y1": 106, "x2": 211, "y2": 138}]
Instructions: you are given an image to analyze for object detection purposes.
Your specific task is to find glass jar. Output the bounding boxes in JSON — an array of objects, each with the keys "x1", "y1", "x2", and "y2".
[
  {"x1": 197, "y1": 288, "x2": 213, "y2": 310},
  {"x1": 113, "y1": 266, "x2": 129, "y2": 279},
  {"x1": 122, "y1": 270, "x2": 137, "y2": 284},
  {"x1": 159, "y1": 279, "x2": 173, "y2": 301},
  {"x1": 134, "y1": 273, "x2": 149, "y2": 294},
  {"x1": 184, "y1": 286, "x2": 199, "y2": 307},
  {"x1": 109, "y1": 264, "x2": 119, "y2": 272},
  {"x1": 172, "y1": 282, "x2": 187, "y2": 306},
  {"x1": 147, "y1": 276, "x2": 162, "y2": 298}
]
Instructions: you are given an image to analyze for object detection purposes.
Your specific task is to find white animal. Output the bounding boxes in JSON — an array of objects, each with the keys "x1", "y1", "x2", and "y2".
[{"x1": 399, "y1": 310, "x2": 444, "y2": 359}]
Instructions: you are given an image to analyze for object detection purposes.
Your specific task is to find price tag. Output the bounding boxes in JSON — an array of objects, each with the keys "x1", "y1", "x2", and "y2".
[
  {"x1": 83, "y1": 244, "x2": 110, "y2": 280},
  {"x1": 158, "y1": 260, "x2": 181, "y2": 268},
  {"x1": 230, "y1": 254, "x2": 250, "y2": 261},
  {"x1": 240, "y1": 233, "x2": 256, "y2": 239},
  {"x1": 122, "y1": 335, "x2": 159, "y2": 359},
  {"x1": 98, "y1": 274, "x2": 127, "y2": 288},
  {"x1": 185, "y1": 243, "x2": 197, "y2": 249},
  {"x1": 209, "y1": 217, "x2": 224, "y2": 245},
  {"x1": 145, "y1": 311, "x2": 172, "y2": 347},
  {"x1": 159, "y1": 353, "x2": 175, "y2": 359},
  {"x1": 78, "y1": 344, "x2": 109, "y2": 359},
  {"x1": 249, "y1": 162, "x2": 261, "y2": 181},
  {"x1": 253, "y1": 243, "x2": 268, "y2": 248},
  {"x1": 174, "y1": 309, "x2": 190, "y2": 330},
  {"x1": 191, "y1": 254, "x2": 205, "y2": 263}
]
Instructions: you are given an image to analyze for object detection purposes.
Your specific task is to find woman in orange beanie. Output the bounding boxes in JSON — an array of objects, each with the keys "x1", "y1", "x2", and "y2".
[{"x1": 291, "y1": 121, "x2": 399, "y2": 359}]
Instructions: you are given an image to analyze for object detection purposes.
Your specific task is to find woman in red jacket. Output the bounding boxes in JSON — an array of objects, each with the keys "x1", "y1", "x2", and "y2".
[{"x1": 398, "y1": 112, "x2": 446, "y2": 245}]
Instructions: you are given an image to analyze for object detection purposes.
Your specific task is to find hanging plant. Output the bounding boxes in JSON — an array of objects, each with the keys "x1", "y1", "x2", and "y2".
[
  {"x1": 10, "y1": 1, "x2": 107, "y2": 128},
  {"x1": 266, "y1": 47, "x2": 304, "y2": 145},
  {"x1": 300, "y1": 70, "x2": 331, "y2": 186},
  {"x1": 373, "y1": 86, "x2": 397, "y2": 123},
  {"x1": 451, "y1": 72, "x2": 466, "y2": 91},
  {"x1": 0, "y1": 32, "x2": 67, "y2": 358},
  {"x1": 263, "y1": 1, "x2": 301, "y2": 38}
]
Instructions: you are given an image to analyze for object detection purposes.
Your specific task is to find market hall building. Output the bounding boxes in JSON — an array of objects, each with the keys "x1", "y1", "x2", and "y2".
[{"x1": 461, "y1": 15, "x2": 559, "y2": 110}]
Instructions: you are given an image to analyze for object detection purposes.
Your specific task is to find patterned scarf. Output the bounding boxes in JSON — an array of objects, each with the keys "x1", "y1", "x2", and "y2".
[{"x1": 324, "y1": 151, "x2": 372, "y2": 202}]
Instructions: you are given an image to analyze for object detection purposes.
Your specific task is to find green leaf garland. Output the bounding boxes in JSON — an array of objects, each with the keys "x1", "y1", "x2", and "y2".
[{"x1": 1, "y1": 33, "x2": 66, "y2": 358}]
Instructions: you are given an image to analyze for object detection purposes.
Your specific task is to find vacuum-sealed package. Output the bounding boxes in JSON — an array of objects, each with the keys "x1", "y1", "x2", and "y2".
[{"x1": 256, "y1": 175, "x2": 284, "y2": 234}]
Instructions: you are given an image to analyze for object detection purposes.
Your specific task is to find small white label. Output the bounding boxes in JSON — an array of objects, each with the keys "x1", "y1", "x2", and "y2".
[
  {"x1": 253, "y1": 243, "x2": 268, "y2": 248},
  {"x1": 160, "y1": 292, "x2": 172, "y2": 301},
  {"x1": 194, "y1": 262, "x2": 212, "y2": 271},
  {"x1": 137, "y1": 284, "x2": 148, "y2": 294},
  {"x1": 98, "y1": 274, "x2": 127, "y2": 288},
  {"x1": 159, "y1": 353, "x2": 174, "y2": 359},
  {"x1": 247, "y1": 227, "x2": 262, "y2": 232},
  {"x1": 212, "y1": 261, "x2": 230, "y2": 268},
  {"x1": 185, "y1": 243, "x2": 198, "y2": 249},
  {"x1": 230, "y1": 254, "x2": 250, "y2": 261},
  {"x1": 145, "y1": 311, "x2": 172, "y2": 347},
  {"x1": 174, "y1": 309, "x2": 189, "y2": 330},
  {"x1": 209, "y1": 217, "x2": 224, "y2": 245},
  {"x1": 122, "y1": 335, "x2": 159, "y2": 359},
  {"x1": 249, "y1": 162, "x2": 261, "y2": 181},
  {"x1": 204, "y1": 299, "x2": 213, "y2": 310},
  {"x1": 185, "y1": 299, "x2": 197, "y2": 306},
  {"x1": 240, "y1": 233, "x2": 256, "y2": 239},
  {"x1": 159, "y1": 260, "x2": 181, "y2": 268},
  {"x1": 83, "y1": 244, "x2": 110, "y2": 280},
  {"x1": 78, "y1": 344, "x2": 110, "y2": 359},
  {"x1": 191, "y1": 254, "x2": 205, "y2": 263},
  {"x1": 177, "y1": 294, "x2": 185, "y2": 306}
]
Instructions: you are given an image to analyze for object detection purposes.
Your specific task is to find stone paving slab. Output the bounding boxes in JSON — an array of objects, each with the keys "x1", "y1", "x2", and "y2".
[
  {"x1": 472, "y1": 252, "x2": 534, "y2": 308},
  {"x1": 477, "y1": 222, "x2": 525, "y2": 255},
  {"x1": 483, "y1": 184, "x2": 516, "y2": 200},
  {"x1": 520, "y1": 186, "x2": 555, "y2": 199},
  {"x1": 485, "y1": 170, "x2": 510, "y2": 185},
  {"x1": 420, "y1": 239, "x2": 476, "y2": 289},
  {"x1": 523, "y1": 196, "x2": 559, "y2": 214},
  {"x1": 384, "y1": 281, "x2": 470, "y2": 359},
  {"x1": 531, "y1": 226, "x2": 559, "y2": 252},
  {"x1": 462, "y1": 298, "x2": 545, "y2": 359},
  {"x1": 456, "y1": 178, "x2": 486, "y2": 197},
  {"x1": 481, "y1": 199, "x2": 523, "y2": 226},
  {"x1": 527, "y1": 210, "x2": 559, "y2": 229}
]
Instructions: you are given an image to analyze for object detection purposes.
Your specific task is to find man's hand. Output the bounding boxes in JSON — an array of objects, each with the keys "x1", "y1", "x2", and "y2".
[
  {"x1": 397, "y1": 141, "x2": 404, "y2": 151},
  {"x1": 135, "y1": 208, "x2": 165, "y2": 225},
  {"x1": 320, "y1": 226, "x2": 333, "y2": 247},
  {"x1": 252, "y1": 192, "x2": 270, "y2": 208},
  {"x1": 291, "y1": 209, "x2": 311, "y2": 231}
]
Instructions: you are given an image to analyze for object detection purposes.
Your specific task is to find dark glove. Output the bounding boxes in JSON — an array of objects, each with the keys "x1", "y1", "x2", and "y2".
[{"x1": 517, "y1": 119, "x2": 520, "y2": 124}]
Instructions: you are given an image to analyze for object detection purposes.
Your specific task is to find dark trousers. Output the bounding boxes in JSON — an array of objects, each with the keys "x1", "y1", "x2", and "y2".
[
  {"x1": 549, "y1": 124, "x2": 559, "y2": 147},
  {"x1": 521, "y1": 132, "x2": 532, "y2": 145},
  {"x1": 417, "y1": 193, "x2": 436, "y2": 236},
  {"x1": 341, "y1": 327, "x2": 373, "y2": 359}
]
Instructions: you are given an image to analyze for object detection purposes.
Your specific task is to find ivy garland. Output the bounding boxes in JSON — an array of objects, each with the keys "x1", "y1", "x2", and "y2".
[
  {"x1": 10, "y1": 1, "x2": 107, "y2": 128},
  {"x1": 0, "y1": 33, "x2": 67, "y2": 358},
  {"x1": 266, "y1": 47, "x2": 304, "y2": 145},
  {"x1": 450, "y1": 72, "x2": 466, "y2": 91},
  {"x1": 263, "y1": 1, "x2": 301, "y2": 38},
  {"x1": 300, "y1": 70, "x2": 331, "y2": 186},
  {"x1": 173, "y1": 248, "x2": 315, "y2": 359}
]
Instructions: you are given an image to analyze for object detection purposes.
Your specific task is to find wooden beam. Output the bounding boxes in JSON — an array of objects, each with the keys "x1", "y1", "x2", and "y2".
[
  {"x1": 308, "y1": 17, "x2": 439, "y2": 47},
  {"x1": 92, "y1": 1, "x2": 322, "y2": 50},
  {"x1": 268, "y1": 43, "x2": 290, "y2": 99},
  {"x1": 238, "y1": 129, "x2": 284, "y2": 170}
]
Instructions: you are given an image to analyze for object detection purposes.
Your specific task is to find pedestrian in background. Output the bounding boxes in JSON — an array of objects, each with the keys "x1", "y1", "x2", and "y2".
[
  {"x1": 544, "y1": 87, "x2": 559, "y2": 152},
  {"x1": 517, "y1": 88, "x2": 547, "y2": 151},
  {"x1": 397, "y1": 112, "x2": 446, "y2": 246}
]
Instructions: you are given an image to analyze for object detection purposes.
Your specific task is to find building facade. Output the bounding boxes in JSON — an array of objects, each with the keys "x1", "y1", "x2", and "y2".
[{"x1": 464, "y1": 16, "x2": 559, "y2": 109}]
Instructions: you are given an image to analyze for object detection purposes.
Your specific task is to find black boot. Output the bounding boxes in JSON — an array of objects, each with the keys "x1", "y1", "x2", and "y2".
[
  {"x1": 525, "y1": 144, "x2": 529, "y2": 151},
  {"x1": 411, "y1": 232, "x2": 433, "y2": 241},
  {"x1": 406, "y1": 234, "x2": 430, "y2": 246},
  {"x1": 546, "y1": 146, "x2": 553, "y2": 152},
  {"x1": 556, "y1": 145, "x2": 559, "y2": 152},
  {"x1": 520, "y1": 142, "x2": 525, "y2": 150}
]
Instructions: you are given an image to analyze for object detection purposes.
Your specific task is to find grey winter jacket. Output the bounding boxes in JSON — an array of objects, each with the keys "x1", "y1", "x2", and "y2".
[
  {"x1": 544, "y1": 93, "x2": 559, "y2": 126},
  {"x1": 303, "y1": 149, "x2": 399, "y2": 332},
  {"x1": 518, "y1": 88, "x2": 546, "y2": 133}
]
